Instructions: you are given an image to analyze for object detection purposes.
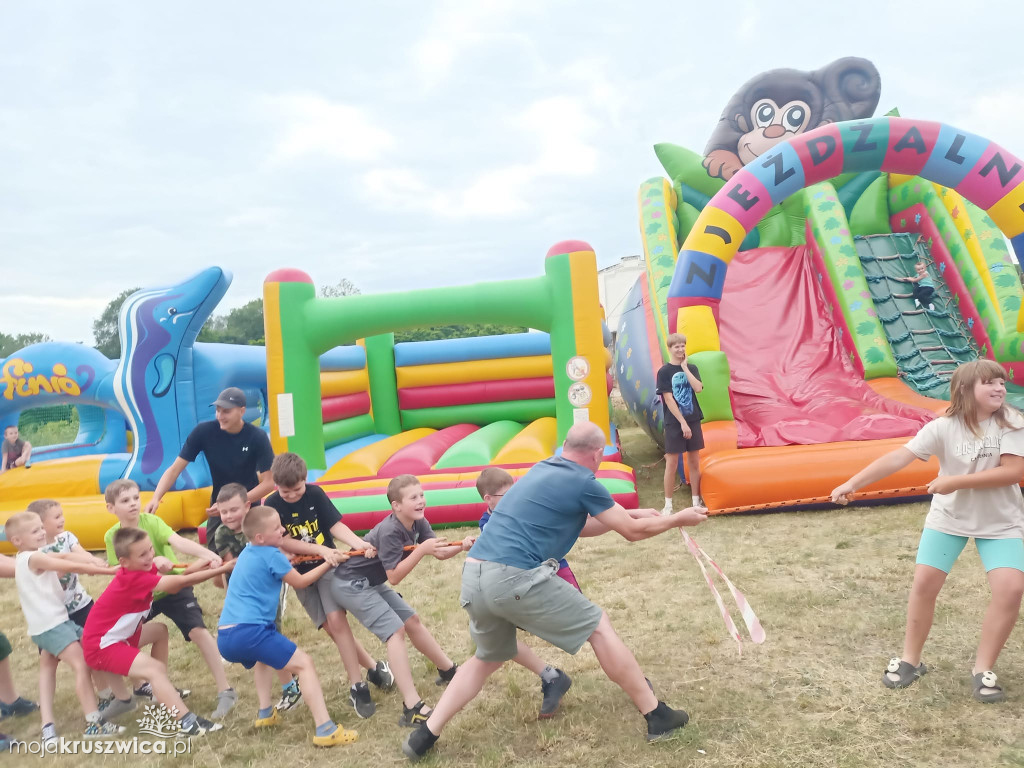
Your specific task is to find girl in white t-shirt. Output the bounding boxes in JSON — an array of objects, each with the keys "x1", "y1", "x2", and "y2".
[{"x1": 831, "y1": 360, "x2": 1024, "y2": 703}]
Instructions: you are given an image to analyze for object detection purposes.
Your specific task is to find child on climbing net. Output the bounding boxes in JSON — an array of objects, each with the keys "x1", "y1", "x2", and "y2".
[
  {"x1": 830, "y1": 359, "x2": 1024, "y2": 703},
  {"x1": 900, "y1": 261, "x2": 936, "y2": 311}
]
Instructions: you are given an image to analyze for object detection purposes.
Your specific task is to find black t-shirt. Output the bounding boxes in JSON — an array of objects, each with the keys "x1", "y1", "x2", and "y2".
[
  {"x1": 265, "y1": 484, "x2": 342, "y2": 575},
  {"x1": 655, "y1": 363, "x2": 703, "y2": 426},
  {"x1": 179, "y1": 421, "x2": 274, "y2": 504}
]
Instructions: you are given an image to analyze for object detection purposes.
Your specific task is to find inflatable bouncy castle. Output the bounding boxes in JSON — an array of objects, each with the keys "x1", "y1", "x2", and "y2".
[
  {"x1": 616, "y1": 57, "x2": 1024, "y2": 513},
  {"x1": 0, "y1": 267, "x2": 267, "y2": 547},
  {"x1": 265, "y1": 240, "x2": 637, "y2": 533}
]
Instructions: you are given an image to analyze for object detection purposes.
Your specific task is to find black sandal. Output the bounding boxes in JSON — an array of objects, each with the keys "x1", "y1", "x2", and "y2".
[
  {"x1": 882, "y1": 657, "x2": 927, "y2": 689},
  {"x1": 972, "y1": 671, "x2": 1005, "y2": 703}
]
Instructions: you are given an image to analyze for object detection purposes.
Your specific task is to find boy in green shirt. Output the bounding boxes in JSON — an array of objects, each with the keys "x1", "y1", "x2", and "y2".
[{"x1": 103, "y1": 479, "x2": 237, "y2": 720}]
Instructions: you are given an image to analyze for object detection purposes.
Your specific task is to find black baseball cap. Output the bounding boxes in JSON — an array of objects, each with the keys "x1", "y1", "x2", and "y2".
[{"x1": 212, "y1": 387, "x2": 246, "y2": 409}]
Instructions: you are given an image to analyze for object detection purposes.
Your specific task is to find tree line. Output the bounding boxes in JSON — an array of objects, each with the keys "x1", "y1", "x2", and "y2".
[{"x1": 3, "y1": 279, "x2": 527, "y2": 360}]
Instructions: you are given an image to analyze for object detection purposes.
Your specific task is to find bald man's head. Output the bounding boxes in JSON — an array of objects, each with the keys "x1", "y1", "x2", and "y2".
[{"x1": 562, "y1": 423, "x2": 607, "y2": 469}]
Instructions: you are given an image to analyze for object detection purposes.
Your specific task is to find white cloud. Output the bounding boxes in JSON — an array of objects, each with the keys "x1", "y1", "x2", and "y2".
[
  {"x1": 410, "y1": 0, "x2": 541, "y2": 88},
  {"x1": 265, "y1": 93, "x2": 394, "y2": 163},
  {"x1": 360, "y1": 95, "x2": 600, "y2": 219}
]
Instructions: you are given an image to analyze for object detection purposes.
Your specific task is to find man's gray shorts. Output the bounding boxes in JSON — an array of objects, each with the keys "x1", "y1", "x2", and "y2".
[
  {"x1": 460, "y1": 559, "x2": 603, "y2": 662},
  {"x1": 328, "y1": 576, "x2": 416, "y2": 642},
  {"x1": 295, "y1": 573, "x2": 345, "y2": 629}
]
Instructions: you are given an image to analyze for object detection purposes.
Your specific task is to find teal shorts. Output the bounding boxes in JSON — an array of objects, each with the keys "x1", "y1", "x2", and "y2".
[
  {"x1": 31, "y1": 620, "x2": 83, "y2": 657},
  {"x1": 916, "y1": 528, "x2": 1024, "y2": 574}
]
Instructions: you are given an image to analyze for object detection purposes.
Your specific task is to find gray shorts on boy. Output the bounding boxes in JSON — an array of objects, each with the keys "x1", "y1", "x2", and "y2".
[
  {"x1": 328, "y1": 576, "x2": 416, "y2": 642},
  {"x1": 460, "y1": 559, "x2": 603, "y2": 662}
]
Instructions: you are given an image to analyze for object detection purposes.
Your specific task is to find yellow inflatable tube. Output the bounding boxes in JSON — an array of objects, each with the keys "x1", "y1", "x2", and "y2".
[
  {"x1": 319, "y1": 429, "x2": 437, "y2": 482},
  {"x1": 0, "y1": 488, "x2": 211, "y2": 554},
  {"x1": 396, "y1": 356, "x2": 553, "y2": 388},
  {"x1": 493, "y1": 418, "x2": 557, "y2": 464},
  {"x1": 321, "y1": 369, "x2": 369, "y2": 398}
]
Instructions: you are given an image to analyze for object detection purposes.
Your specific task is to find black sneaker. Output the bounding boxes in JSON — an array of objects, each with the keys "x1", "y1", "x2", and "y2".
[
  {"x1": 435, "y1": 663, "x2": 458, "y2": 687},
  {"x1": 644, "y1": 701, "x2": 689, "y2": 742},
  {"x1": 349, "y1": 683, "x2": 375, "y2": 719},
  {"x1": 398, "y1": 700, "x2": 431, "y2": 728},
  {"x1": 366, "y1": 660, "x2": 395, "y2": 690},
  {"x1": 134, "y1": 684, "x2": 190, "y2": 701},
  {"x1": 539, "y1": 669, "x2": 572, "y2": 719},
  {"x1": 402, "y1": 721, "x2": 439, "y2": 762},
  {"x1": 178, "y1": 715, "x2": 223, "y2": 737},
  {"x1": 0, "y1": 697, "x2": 39, "y2": 719}
]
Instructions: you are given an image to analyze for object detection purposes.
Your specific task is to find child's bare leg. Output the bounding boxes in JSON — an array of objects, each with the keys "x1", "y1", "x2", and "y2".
[
  {"x1": 98, "y1": 671, "x2": 131, "y2": 701},
  {"x1": 355, "y1": 638, "x2": 376, "y2": 671},
  {"x1": 56, "y1": 643, "x2": 99, "y2": 717},
  {"x1": 975, "y1": 567, "x2": 1024, "y2": 672},
  {"x1": 386, "y1": 628, "x2": 422, "y2": 709},
  {"x1": 127, "y1": 655, "x2": 188, "y2": 717},
  {"x1": 276, "y1": 668, "x2": 293, "y2": 685},
  {"x1": 282, "y1": 649, "x2": 330, "y2": 726},
  {"x1": 141, "y1": 623, "x2": 168, "y2": 663},
  {"x1": 0, "y1": 656, "x2": 17, "y2": 703},
  {"x1": 253, "y1": 663, "x2": 275, "y2": 711},
  {"x1": 511, "y1": 640, "x2": 547, "y2": 676},
  {"x1": 900, "y1": 565, "x2": 947, "y2": 666},
  {"x1": 38, "y1": 651, "x2": 59, "y2": 725},
  {"x1": 686, "y1": 450, "x2": 701, "y2": 500},
  {"x1": 324, "y1": 611, "x2": 364, "y2": 684},
  {"x1": 404, "y1": 615, "x2": 453, "y2": 671},
  {"x1": 662, "y1": 453, "x2": 678, "y2": 500},
  {"x1": 188, "y1": 628, "x2": 230, "y2": 691}
]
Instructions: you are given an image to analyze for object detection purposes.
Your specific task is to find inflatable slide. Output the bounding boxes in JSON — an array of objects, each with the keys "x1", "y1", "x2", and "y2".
[{"x1": 615, "y1": 58, "x2": 1024, "y2": 513}]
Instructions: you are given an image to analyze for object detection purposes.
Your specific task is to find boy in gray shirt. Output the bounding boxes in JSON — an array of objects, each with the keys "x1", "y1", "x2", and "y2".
[{"x1": 329, "y1": 475, "x2": 467, "y2": 727}]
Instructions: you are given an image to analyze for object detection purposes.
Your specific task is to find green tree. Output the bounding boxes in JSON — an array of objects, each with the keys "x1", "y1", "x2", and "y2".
[
  {"x1": 393, "y1": 324, "x2": 529, "y2": 343},
  {"x1": 92, "y1": 288, "x2": 140, "y2": 359},
  {"x1": 0, "y1": 332, "x2": 51, "y2": 357},
  {"x1": 202, "y1": 299, "x2": 266, "y2": 345},
  {"x1": 319, "y1": 278, "x2": 361, "y2": 298}
]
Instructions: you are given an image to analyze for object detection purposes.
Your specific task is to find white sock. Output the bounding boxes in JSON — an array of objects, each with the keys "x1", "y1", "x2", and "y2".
[{"x1": 664, "y1": 497, "x2": 673, "y2": 509}]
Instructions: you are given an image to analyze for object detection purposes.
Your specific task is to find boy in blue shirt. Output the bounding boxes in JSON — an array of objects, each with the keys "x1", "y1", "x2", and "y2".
[{"x1": 216, "y1": 506, "x2": 357, "y2": 748}]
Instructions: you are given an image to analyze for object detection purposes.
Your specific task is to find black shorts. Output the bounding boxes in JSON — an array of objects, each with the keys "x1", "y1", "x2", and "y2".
[
  {"x1": 913, "y1": 284, "x2": 935, "y2": 303},
  {"x1": 665, "y1": 418, "x2": 705, "y2": 454},
  {"x1": 68, "y1": 601, "x2": 94, "y2": 629},
  {"x1": 148, "y1": 587, "x2": 207, "y2": 641}
]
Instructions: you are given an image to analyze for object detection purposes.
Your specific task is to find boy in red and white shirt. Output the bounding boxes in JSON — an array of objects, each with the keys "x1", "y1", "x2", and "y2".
[{"x1": 83, "y1": 528, "x2": 231, "y2": 737}]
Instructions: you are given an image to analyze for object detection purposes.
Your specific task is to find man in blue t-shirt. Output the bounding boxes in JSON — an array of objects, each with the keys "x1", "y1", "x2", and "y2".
[
  {"x1": 146, "y1": 387, "x2": 275, "y2": 550},
  {"x1": 402, "y1": 423, "x2": 709, "y2": 762}
]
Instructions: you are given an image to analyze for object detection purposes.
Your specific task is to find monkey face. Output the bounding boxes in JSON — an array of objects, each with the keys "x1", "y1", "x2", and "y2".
[{"x1": 736, "y1": 98, "x2": 813, "y2": 164}]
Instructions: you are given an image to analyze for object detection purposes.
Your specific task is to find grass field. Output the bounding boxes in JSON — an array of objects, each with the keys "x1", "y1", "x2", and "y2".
[{"x1": 3, "y1": 424, "x2": 1024, "y2": 767}]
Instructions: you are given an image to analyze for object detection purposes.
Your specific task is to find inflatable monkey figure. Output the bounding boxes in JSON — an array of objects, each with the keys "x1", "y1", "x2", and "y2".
[{"x1": 702, "y1": 57, "x2": 881, "y2": 181}]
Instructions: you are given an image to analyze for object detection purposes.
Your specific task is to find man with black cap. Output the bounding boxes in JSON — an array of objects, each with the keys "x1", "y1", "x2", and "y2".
[{"x1": 146, "y1": 387, "x2": 275, "y2": 549}]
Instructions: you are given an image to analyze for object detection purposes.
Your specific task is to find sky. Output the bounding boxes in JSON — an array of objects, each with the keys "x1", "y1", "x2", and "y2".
[{"x1": 3, "y1": 0, "x2": 1024, "y2": 344}]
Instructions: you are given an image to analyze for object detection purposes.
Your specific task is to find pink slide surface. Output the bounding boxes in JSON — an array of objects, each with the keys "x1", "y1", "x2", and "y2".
[{"x1": 718, "y1": 247, "x2": 933, "y2": 448}]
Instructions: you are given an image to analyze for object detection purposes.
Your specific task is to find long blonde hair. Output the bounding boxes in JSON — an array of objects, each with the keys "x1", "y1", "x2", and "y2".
[{"x1": 946, "y1": 360, "x2": 1019, "y2": 437}]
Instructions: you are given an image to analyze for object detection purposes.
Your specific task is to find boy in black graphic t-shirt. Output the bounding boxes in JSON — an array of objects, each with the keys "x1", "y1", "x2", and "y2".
[
  {"x1": 655, "y1": 333, "x2": 706, "y2": 514},
  {"x1": 263, "y1": 453, "x2": 393, "y2": 720}
]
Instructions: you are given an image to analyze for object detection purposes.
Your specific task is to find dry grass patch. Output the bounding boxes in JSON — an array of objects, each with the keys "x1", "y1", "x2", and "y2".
[{"x1": 2, "y1": 424, "x2": 1024, "y2": 766}]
